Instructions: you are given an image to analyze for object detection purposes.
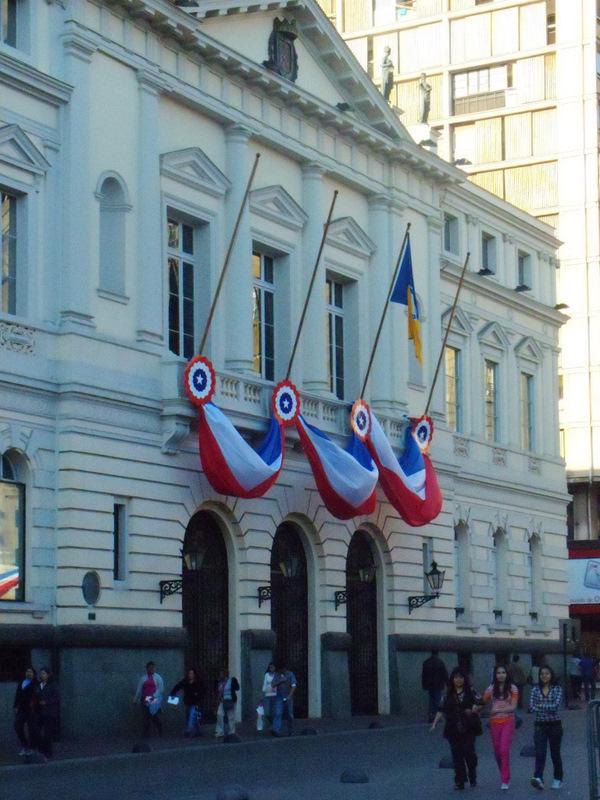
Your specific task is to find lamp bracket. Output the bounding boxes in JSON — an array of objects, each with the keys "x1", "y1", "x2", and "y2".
[
  {"x1": 159, "y1": 579, "x2": 183, "y2": 604},
  {"x1": 334, "y1": 590, "x2": 347, "y2": 610},
  {"x1": 258, "y1": 585, "x2": 272, "y2": 607},
  {"x1": 408, "y1": 592, "x2": 439, "y2": 614}
]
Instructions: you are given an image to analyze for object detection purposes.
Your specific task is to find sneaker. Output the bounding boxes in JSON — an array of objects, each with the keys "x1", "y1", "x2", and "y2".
[
  {"x1": 18, "y1": 748, "x2": 26, "y2": 756},
  {"x1": 454, "y1": 784, "x2": 465, "y2": 791},
  {"x1": 531, "y1": 777, "x2": 544, "y2": 790},
  {"x1": 501, "y1": 784, "x2": 510, "y2": 791},
  {"x1": 551, "y1": 780, "x2": 563, "y2": 790}
]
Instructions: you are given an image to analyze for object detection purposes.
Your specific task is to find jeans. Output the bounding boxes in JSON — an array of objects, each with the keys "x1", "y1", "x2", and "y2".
[
  {"x1": 490, "y1": 717, "x2": 515, "y2": 785},
  {"x1": 142, "y1": 706, "x2": 162, "y2": 738},
  {"x1": 215, "y1": 702, "x2": 236, "y2": 737},
  {"x1": 185, "y1": 705, "x2": 201, "y2": 736},
  {"x1": 428, "y1": 688, "x2": 443, "y2": 722},
  {"x1": 447, "y1": 733, "x2": 477, "y2": 786},
  {"x1": 272, "y1": 696, "x2": 294, "y2": 735},
  {"x1": 262, "y1": 695, "x2": 276, "y2": 726},
  {"x1": 534, "y1": 721, "x2": 563, "y2": 782},
  {"x1": 36, "y1": 715, "x2": 57, "y2": 757},
  {"x1": 14, "y1": 711, "x2": 35, "y2": 749},
  {"x1": 583, "y1": 676, "x2": 596, "y2": 701}
]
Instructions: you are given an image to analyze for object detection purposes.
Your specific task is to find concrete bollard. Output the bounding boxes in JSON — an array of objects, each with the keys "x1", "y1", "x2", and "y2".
[
  {"x1": 216, "y1": 786, "x2": 249, "y2": 800},
  {"x1": 341, "y1": 770, "x2": 369, "y2": 783}
]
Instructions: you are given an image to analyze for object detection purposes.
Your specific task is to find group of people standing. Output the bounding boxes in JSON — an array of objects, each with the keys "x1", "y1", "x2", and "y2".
[
  {"x1": 568, "y1": 651, "x2": 599, "y2": 702},
  {"x1": 132, "y1": 660, "x2": 297, "y2": 741},
  {"x1": 428, "y1": 655, "x2": 564, "y2": 792},
  {"x1": 13, "y1": 666, "x2": 60, "y2": 759}
]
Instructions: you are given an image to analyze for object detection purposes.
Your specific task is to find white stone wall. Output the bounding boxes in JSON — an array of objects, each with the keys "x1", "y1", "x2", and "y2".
[{"x1": 0, "y1": 0, "x2": 568, "y2": 719}]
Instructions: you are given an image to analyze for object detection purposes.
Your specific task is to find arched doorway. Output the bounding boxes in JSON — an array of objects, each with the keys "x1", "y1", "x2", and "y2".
[
  {"x1": 182, "y1": 511, "x2": 228, "y2": 719},
  {"x1": 271, "y1": 522, "x2": 308, "y2": 718},
  {"x1": 347, "y1": 530, "x2": 378, "y2": 714}
]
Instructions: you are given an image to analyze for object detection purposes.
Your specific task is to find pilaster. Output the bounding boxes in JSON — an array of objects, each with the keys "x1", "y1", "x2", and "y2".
[
  {"x1": 426, "y1": 214, "x2": 444, "y2": 415},
  {"x1": 367, "y1": 193, "x2": 394, "y2": 410}
]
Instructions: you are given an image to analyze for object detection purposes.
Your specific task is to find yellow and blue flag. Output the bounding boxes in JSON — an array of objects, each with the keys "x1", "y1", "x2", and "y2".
[{"x1": 390, "y1": 236, "x2": 422, "y2": 364}]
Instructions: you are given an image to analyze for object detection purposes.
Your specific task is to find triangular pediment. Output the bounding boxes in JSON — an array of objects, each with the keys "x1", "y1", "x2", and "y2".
[
  {"x1": 327, "y1": 217, "x2": 376, "y2": 258},
  {"x1": 0, "y1": 125, "x2": 50, "y2": 176},
  {"x1": 478, "y1": 320, "x2": 509, "y2": 350},
  {"x1": 160, "y1": 147, "x2": 230, "y2": 197},
  {"x1": 515, "y1": 336, "x2": 543, "y2": 363},
  {"x1": 249, "y1": 185, "x2": 307, "y2": 231},
  {"x1": 442, "y1": 306, "x2": 472, "y2": 336},
  {"x1": 181, "y1": 1, "x2": 413, "y2": 142}
]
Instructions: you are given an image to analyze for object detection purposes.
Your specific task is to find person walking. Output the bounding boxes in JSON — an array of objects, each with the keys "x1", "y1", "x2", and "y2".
[
  {"x1": 133, "y1": 661, "x2": 164, "y2": 738},
  {"x1": 261, "y1": 662, "x2": 277, "y2": 728},
  {"x1": 568, "y1": 654, "x2": 582, "y2": 703},
  {"x1": 483, "y1": 664, "x2": 519, "y2": 790},
  {"x1": 215, "y1": 668, "x2": 240, "y2": 739},
  {"x1": 422, "y1": 650, "x2": 449, "y2": 723},
  {"x1": 169, "y1": 668, "x2": 205, "y2": 737},
  {"x1": 508, "y1": 655, "x2": 527, "y2": 710},
  {"x1": 580, "y1": 652, "x2": 596, "y2": 701},
  {"x1": 13, "y1": 666, "x2": 38, "y2": 756},
  {"x1": 529, "y1": 664, "x2": 564, "y2": 791},
  {"x1": 34, "y1": 667, "x2": 60, "y2": 759},
  {"x1": 430, "y1": 667, "x2": 483, "y2": 790},
  {"x1": 271, "y1": 663, "x2": 297, "y2": 737}
]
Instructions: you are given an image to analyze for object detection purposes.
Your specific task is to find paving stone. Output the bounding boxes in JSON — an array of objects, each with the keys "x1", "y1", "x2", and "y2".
[
  {"x1": 131, "y1": 743, "x2": 151, "y2": 754},
  {"x1": 300, "y1": 727, "x2": 318, "y2": 736},
  {"x1": 520, "y1": 744, "x2": 536, "y2": 757},
  {"x1": 216, "y1": 785, "x2": 249, "y2": 800},
  {"x1": 369, "y1": 721, "x2": 384, "y2": 729},
  {"x1": 224, "y1": 733, "x2": 242, "y2": 744},
  {"x1": 340, "y1": 770, "x2": 369, "y2": 783},
  {"x1": 439, "y1": 756, "x2": 454, "y2": 769}
]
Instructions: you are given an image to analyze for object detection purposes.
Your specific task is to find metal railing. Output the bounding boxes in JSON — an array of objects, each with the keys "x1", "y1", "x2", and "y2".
[{"x1": 588, "y1": 700, "x2": 600, "y2": 799}]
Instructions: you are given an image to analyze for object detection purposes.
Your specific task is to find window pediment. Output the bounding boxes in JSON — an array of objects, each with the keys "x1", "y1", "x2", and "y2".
[
  {"x1": 326, "y1": 217, "x2": 376, "y2": 258},
  {"x1": 249, "y1": 185, "x2": 307, "y2": 231},
  {"x1": 478, "y1": 320, "x2": 509, "y2": 351},
  {"x1": 160, "y1": 147, "x2": 230, "y2": 197},
  {"x1": 442, "y1": 306, "x2": 472, "y2": 336},
  {"x1": 0, "y1": 125, "x2": 50, "y2": 177},
  {"x1": 515, "y1": 336, "x2": 543, "y2": 364}
]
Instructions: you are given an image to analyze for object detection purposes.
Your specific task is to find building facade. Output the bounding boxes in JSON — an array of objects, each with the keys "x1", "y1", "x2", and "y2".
[
  {"x1": 0, "y1": 0, "x2": 567, "y2": 740},
  {"x1": 326, "y1": 0, "x2": 600, "y2": 543}
]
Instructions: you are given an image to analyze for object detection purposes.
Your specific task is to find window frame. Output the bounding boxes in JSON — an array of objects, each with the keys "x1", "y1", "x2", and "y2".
[
  {"x1": 0, "y1": 0, "x2": 17, "y2": 48},
  {"x1": 444, "y1": 345, "x2": 462, "y2": 433},
  {"x1": 517, "y1": 249, "x2": 531, "y2": 289},
  {"x1": 1, "y1": 188, "x2": 18, "y2": 315},
  {"x1": 481, "y1": 232, "x2": 497, "y2": 274},
  {"x1": 252, "y1": 250, "x2": 275, "y2": 382},
  {"x1": 325, "y1": 276, "x2": 345, "y2": 400},
  {"x1": 443, "y1": 212, "x2": 460, "y2": 256},
  {"x1": 166, "y1": 215, "x2": 197, "y2": 360},
  {"x1": 484, "y1": 359, "x2": 499, "y2": 442},
  {"x1": 0, "y1": 452, "x2": 25, "y2": 603},
  {"x1": 113, "y1": 501, "x2": 128, "y2": 583},
  {"x1": 520, "y1": 371, "x2": 535, "y2": 451}
]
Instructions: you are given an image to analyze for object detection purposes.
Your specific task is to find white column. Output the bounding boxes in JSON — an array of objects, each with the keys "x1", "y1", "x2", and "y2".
[
  {"x1": 367, "y1": 193, "x2": 394, "y2": 410},
  {"x1": 542, "y1": 345, "x2": 560, "y2": 457},
  {"x1": 501, "y1": 232, "x2": 515, "y2": 286},
  {"x1": 506, "y1": 347, "x2": 520, "y2": 449},
  {"x1": 224, "y1": 125, "x2": 253, "y2": 373},
  {"x1": 136, "y1": 70, "x2": 167, "y2": 346},
  {"x1": 60, "y1": 33, "x2": 96, "y2": 328},
  {"x1": 301, "y1": 163, "x2": 329, "y2": 393},
  {"x1": 471, "y1": 335, "x2": 484, "y2": 438},
  {"x1": 466, "y1": 214, "x2": 480, "y2": 269},
  {"x1": 426, "y1": 214, "x2": 444, "y2": 416},
  {"x1": 388, "y1": 198, "x2": 408, "y2": 413}
]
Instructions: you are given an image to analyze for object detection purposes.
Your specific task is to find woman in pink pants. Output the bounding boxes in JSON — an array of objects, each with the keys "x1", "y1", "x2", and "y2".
[{"x1": 482, "y1": 664, "x2": 519, "y2": 790}]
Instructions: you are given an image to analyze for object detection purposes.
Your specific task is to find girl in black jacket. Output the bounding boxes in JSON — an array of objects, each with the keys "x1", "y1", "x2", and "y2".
[
  {"x1": 430, "y1": 667, "x2": 483, "y2": 790},
  {"x1": 13, "y1": 667, "x2": 37, "y2": 755},
  {"x1": 169, "y1": 668, "x2": 205, "y2": 737},
  {"x1": 35, "y1": 667, "x2": 60, "y2": 759}
]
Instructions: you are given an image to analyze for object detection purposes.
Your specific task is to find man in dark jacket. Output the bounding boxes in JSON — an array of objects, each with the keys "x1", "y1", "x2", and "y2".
[
  {"x1": 13, "y1": 667, "x2": 38, "y2": 755},
  {"x1": 422, "y1": 650, "x2": 448, "y2": 722},
  {"x1": 35, "y1": 667, "x2": 60, "y2": 758}
]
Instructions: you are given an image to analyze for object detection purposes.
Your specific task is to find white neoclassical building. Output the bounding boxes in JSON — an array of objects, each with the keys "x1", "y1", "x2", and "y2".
[{"x1": 0, "y1": 0, "x2": 567, "y2": 738}]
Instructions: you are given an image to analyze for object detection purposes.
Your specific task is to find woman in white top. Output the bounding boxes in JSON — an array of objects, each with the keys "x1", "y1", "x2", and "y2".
[{"x1": 262, "y1": 662, "x2": 277, "y2": 727}]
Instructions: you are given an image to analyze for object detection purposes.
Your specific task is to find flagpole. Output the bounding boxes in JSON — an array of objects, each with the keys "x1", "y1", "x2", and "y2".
[
  {"x1": 359, "y1": 222, "x2": 411, "y2": 399},
  {"x1": 423, "y1": 250, "x2": 470, "y2": 417},
  {"x1": 285, "y1": 190, "x2": 339, "y2": 380},
  {"x1": 198, "y1": 153, "x2": 261, "y2": 355}
]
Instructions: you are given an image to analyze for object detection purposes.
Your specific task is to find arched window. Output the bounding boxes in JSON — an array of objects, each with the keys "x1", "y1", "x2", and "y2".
[
  {"x1": 97, "y1": 174, "x2": 130, "y2": 298},
  {"x1": 0, "y1": 451, "x2": 25, "y2": 601}
]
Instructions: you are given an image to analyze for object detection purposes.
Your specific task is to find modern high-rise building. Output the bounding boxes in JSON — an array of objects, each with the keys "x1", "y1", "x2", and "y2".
[{"x1": 322, "y1": 0, "x2": 599, "y2": 543}]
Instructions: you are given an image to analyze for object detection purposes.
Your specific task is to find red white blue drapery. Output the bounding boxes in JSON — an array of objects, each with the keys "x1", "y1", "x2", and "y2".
[
  {"x1": 0, "y1": 566, "x2": 19, "y2": 599},
  {"x1": 185, "y1": 357, "x2": 284, "y2": 499},
  {"x1": 351, "y1": 400, "x2": 442, "y2": 527}
]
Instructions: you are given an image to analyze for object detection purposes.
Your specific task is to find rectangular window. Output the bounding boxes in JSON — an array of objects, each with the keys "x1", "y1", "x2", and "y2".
[
  {"x1": 452, "y1": 65, "x2": 509, "y2": 114},
  {"x1": 517, "y1": 250, "x2": 531, "y2": 289},
  {"x1": 520, "y1": 372, "x2": 534, "y2": 451},
  {"x1": 252, "y1": 251, "x2": 275, "y2": 382},
  {"x1": 1, "y1": 191, "x2": 17, "y2": 314},
  {"x1": 484, "y1": 360, "x2": 499, "y2": 442},
  {"x1": 0, "y1": 481, "x2": 25, "y2": 602},
  {"x1": 1, "y1": 0, "x2": 17, "y2": 47},
  {"x1": 444, "y1": 346, "x2": 462, "y2": 433},
  {"x1": 167, "y1": 217, "x2": 195, "y2": 359},
  {"x1": 326, "y1": 278, "x2": 345, "y2": 400},
  {"x1": 443, "y1": 212, "x2": 459, "y2": 255},
  {"x1": 481, "y1": 233, "x2": 496, "y2": 274},
  {"x1": 559, "y1": 427, "x2": 565, "y2": 459},
  {"x1": 113, "y1": 502, "x2": 127, "y2": 582}
]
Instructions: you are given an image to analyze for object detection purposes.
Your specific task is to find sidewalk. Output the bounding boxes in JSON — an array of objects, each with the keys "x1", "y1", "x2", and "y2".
[{"x1": 0, "y1": 712, "x2": 406, "y2": 768}]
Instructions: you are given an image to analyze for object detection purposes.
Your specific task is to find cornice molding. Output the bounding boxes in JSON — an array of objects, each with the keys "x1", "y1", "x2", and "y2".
[{"x1": 0, "y1": 52, "x2": 71, "y2": 107}]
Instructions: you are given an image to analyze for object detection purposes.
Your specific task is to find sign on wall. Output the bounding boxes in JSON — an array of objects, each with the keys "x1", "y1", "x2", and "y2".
[{"x1": 569, "y1": 557, "x2": 600, "y2": 605}]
